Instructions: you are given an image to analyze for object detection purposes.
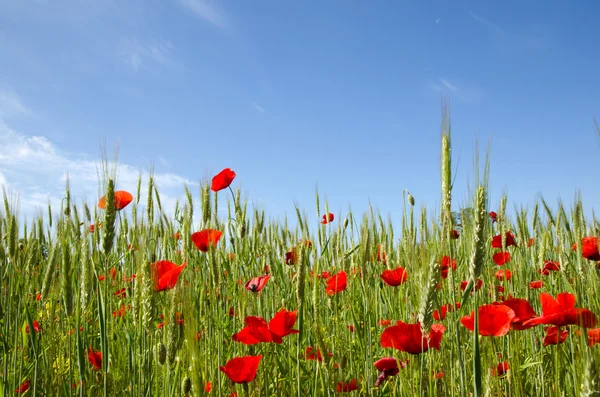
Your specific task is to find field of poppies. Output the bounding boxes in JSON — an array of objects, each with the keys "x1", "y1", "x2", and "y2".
[{"x1": 2, "y1": 115, "x2": 600, "y2": 396}]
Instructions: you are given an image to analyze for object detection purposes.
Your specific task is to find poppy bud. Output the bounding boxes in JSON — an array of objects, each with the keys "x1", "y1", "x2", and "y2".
[
  {"x1": 18, "y1": 242, "x2": 24, "y2": 251},
  {"x1": 407, "y1": 193, "x2": 415, "y2": 206},
  {"x1": 343, "y1": 217, "x2": 349, "y2": 231},
  {"x1": 64, "y1": 207, "x2": 70, "y2": 216},
  {"x1": 181, "y1": 377, "x2": 191, "y2": 394},
  {"x1": 156, "y1": 343, "x2": 167, "y2": 366}
]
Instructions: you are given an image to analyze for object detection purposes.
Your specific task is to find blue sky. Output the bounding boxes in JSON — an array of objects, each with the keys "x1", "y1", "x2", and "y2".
[{"x1": 0, "y1": 0, "x2": 599, "y2": 226}]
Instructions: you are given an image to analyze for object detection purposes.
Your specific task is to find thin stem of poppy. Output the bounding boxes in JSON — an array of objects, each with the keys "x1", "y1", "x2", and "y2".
[{"x1": 228, "y1": 186, "x2": 239, "y2": 219}]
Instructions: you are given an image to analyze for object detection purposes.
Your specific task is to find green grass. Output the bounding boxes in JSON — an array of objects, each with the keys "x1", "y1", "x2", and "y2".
[{"x1": 1, "y1": 109, "x2": 600, "y2": 397}]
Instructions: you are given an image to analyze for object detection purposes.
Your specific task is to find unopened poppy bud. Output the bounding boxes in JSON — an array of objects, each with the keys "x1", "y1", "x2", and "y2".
[
  {"x1": 156, "y1": 343, "x2": 167, "y2": 366},
  {"x1": 343, "y1": 217, "x2": 349, "y2": 231},
  {"x1": 64, "y1": 207, "x2": 70, "y2": 216},
  {"x1": 18, "y1": 242, "x2": 24, "y2": 251},
  {"x1": 407, "y1": 193, "x2": 415, "y2": 206},
  {"x1": 181, "y1": 377, "x2": 191, "y2": 394}
]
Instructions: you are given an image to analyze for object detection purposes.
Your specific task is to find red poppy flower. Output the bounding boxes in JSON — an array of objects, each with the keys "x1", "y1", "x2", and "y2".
[
  {"x1": 315, "y1": 271, "x2": 331, "y2": 279},
  {"x1": 244, "y1": 274, "x2": 270, "y2": 293},
  {"x1": 461, "y1": 279, "x2": 483, "y2": 291},
  {"x1": 175, "y1": 311, "x2": 184, "y2": 326},
  {"x1": 380, "y1": 267, "x2": 408, "y2": 286},
  {"x1": 529, "y1": 280, "x2": 544, "y2": 289},
  {"x1": 433, "y1": 303, "x2": 460, "y2": 321},
  {"x1": 88, "y1": 347, "x2": 102, "y2": 371},
  {"x1": 493, "y1": 252, "x2": 511, "y2": 266},
  {"x1": 492, "y1": 362, "x2": 510, "y2": 377},
  {"x1": 305, "y1": 346, "x2": 324, "y2": 361},
  {"x1": 336, "y1": 379, "x2": 358, "y2": 393},
  {"x1": 491, "y1": 231, "x2": 517, "y2": 248},
  {"x1": 114, "y1": 288, "x2": 127, "y2": 299},
  {"x1": 268, "y1": 308, "x2": 299, "y2": 343},
  {"x1": 151, "y1": 260, "x2": 186, "y2": 292},
  {"x1": 499, "y1": 298, "x2": 537, "y2": 330},
  {"x1": 378, "y1": 319, "x2": 392, "y2": 327},
  {"x1": 325, "y1": 271, "x2": 347, "y2": 295},
  {"x1": 211, "y1": 168, "x2": 236, "y2": 192},
  {"x1": 15, "y1": 380, "x2": 30, "y2": 394},
  {"x1": 494, "y1": 269, "x2": 512, "y2": 281},
  {"x1": 460, "y1": 304, "x2": 515, "y2": 336},
  {"x1": 374, "y1": 357, "x2": 405, "y2": 386},
  {"x1": 191, "y1": 229, "x2": 223, "y2": 252},
  {"x1": 588, "y1": 328, "x2": 600, "y2": 346},
  {"x1": 539, "y1": 261, "x2": 560, "y2": 276},
  {"x1": 489, "y1": 211, "x2": 497, "y2": 223},
  {"x1": 528, "y1": 238, "x2": 535, "y2": 247},
  {"x1": 204, "y1": 381, "x2": 212, "y2": 393},
  {"x1": 579, "y1": 237, "x2": 600, "y2": 261},
  {"x1": 98, "y1": 190, "x2": 133, "y2": 211},
  {"x1": 432, "y1": 305, "x2": 446, "y2": 322},
  {"x1": 321, "y1": 213, "x2": 334, "y2": 224},
  {"x1": 219, "y1": 355, "x2": 262, "y2": 384},
  {"x1": 543, "y1": 326, "x2": 568, "y2": 346},
  {"x1": 380, "y1": 321, "x2": 445, "y2": 354},
  {"x1": 440, "y1": 256, "x2": 457, "y2": 279},
  {"x1": 232, "y1": 316, "x2": 273, "y2": 345},
  {"x1": 523, "y1": 292, "x2": 598, "y2": 328},
  {"x1": 112, "y1": 304, "x2": 128, "y2": 318},
  {"x1": 25, "y1": 320, "x2": 40, "y2": 334},
  {"x1": 450, "y1": 230, "x2": 459, "y2": 239},
  {"x1": 285, "y1": 248, "x2": 298, "y2": 265}
]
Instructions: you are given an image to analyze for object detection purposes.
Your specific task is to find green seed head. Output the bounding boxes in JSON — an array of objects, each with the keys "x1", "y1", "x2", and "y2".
[
  {"x1": 156, "y1": 342, "x2": 167, "y2": 366},
  {"x1": 181, "y1": 377, "x2": 192, "y2": 394}
]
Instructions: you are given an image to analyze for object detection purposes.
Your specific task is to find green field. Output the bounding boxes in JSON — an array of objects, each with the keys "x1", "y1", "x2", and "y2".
[{"x1": 2, "y1": 110, "x2": 600, "y2": 396}]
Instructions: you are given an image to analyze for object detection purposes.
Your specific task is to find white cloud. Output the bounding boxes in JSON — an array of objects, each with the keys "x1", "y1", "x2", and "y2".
[
  {"x1": 251, "y1": 101, "x2": 266, "y2": 114},
  {"x1": 427, "y1": 78, "x2": 482, "y2": 103},
  {"x1": 0, "y1": 89, "x2": 31, "y2": 118},
  {"x1": 468, "y1": 11, "x2": 505, "y2": 35},
  {"x1": 0, "y1": 118, "x2": 198, "y2": 221},
  {"x1": 468, "y1": 10, "x2": 546, "y2": 51},
  {"x1": 120, "y1": 38, "x2": 182, "y2": 73},
  {"x1": 177, "y1": 0, "x2": 229, "y2": 30},
  {"x1": 440, "y1": 79, "x2": 458, "y2": 92}
]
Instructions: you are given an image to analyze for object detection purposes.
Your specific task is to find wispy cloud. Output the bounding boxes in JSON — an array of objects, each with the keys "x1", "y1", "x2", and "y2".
[
  {"x1": 468, "y1": 11, "x2": 505, "y2": 35},
  {"x1": 440, "y1": 79, "x2": 458, "y2": 92},
  {"x1": 0, "y1": 118, "x2": 197, "y2": 220},
  {"x1": 120, "y1": 38, "x2": 182, "y2": 73},
  {"x1": 468, "y1": 10, "x2": 547, "y2": 51},
  {"x1": 177, "y1": 0, "x2": 229, "y2": 30},
  {"x1": 251, "y1": 101, "x2": 266, "y2": 114},
  {"x1": 0, "y1": 89, "x2": 31, "y2": 118},
  {"x1": 427, "y1": 78, "x2": 482, "y2": 103}
]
